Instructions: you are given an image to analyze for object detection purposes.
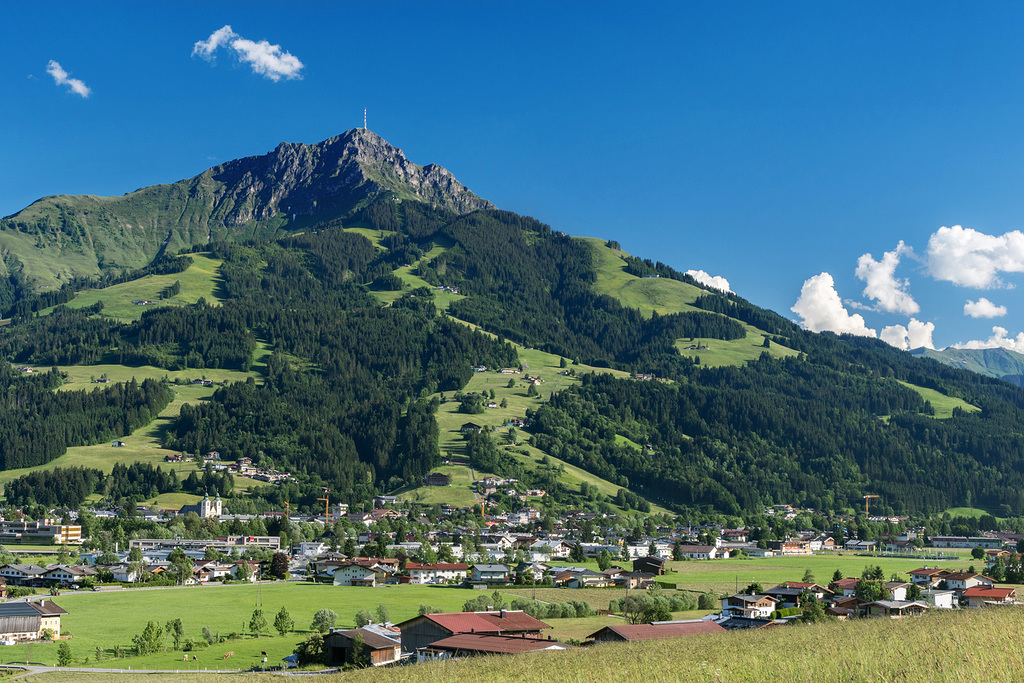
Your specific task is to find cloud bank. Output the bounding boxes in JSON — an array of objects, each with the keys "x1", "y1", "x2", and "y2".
[
  {"x1": 686, "y1": 269, "x2": 731, "y2": 293},
  {"x1": 854, "y1": 241, "x2": 919, "y2": 315},
  {"x1": 963, "y1": 297, "x2": 1007, "y2": 319},
  {"x1": 193, "y1": 25, "x2": 304, "y2": 81},
  {"x1": 791, "y1": 272, "x2": 876, "y2": 337},
  {"x1": 46, "y1": 60, "x2": 90, "y2": 98},
  {"x1": 927, "y1": 225, "x2": 1024, "y2": 289}
]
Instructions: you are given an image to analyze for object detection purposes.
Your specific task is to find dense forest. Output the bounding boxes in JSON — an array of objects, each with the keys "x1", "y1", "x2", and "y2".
[
  {"x1": 0, "y1": 363, "x2": 171, "y2": 471},
  {"x1": 4, "y1": 186, "x2": 1024, "y2": 517}
]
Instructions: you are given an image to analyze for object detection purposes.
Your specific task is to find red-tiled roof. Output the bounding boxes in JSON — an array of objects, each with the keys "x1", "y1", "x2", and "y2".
[
  {"x1": 425, "y1": 633, "x2": 570, "y2": 654},
  {"x1": 421, "y1": 611, "x2": 550, "y2": 634},
  {"x1": 589, "y1": 621, "x2": 725, "y2": 642},
  {"x1": 963, "y1": 586, "x2": 1015, "y2": 600}
]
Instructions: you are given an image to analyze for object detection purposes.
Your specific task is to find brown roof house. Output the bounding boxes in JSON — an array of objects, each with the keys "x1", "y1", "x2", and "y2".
[
  {"x1": 396, "y1": 610, "x2": 550, "y2": 657},
  {"x1": 324, "y1": 625, "x2": 402, "y2": 667}
]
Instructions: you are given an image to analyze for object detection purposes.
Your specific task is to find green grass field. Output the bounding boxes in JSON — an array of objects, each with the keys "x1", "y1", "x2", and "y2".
[
  {"x1": 0, "y1": 583, "x2": 477, "y2": 670},
  {"x1": 46, "y1": 255, "x2": 226, "y2": 321},
  {"x1": 896, "y1": 380, "x2": 980, "y2": 419},
  {"x1": 1, "y1": 366, "x2": 259, "y2": 492},
  {"x1": 675, "y1": 332, "x2": 799, "y2": 367}
]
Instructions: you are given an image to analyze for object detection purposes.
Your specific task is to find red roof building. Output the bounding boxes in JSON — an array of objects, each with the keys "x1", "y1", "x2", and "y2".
[
  {"x1": 397, "y1": 610, "x2": 550, "y2": 653},
  {"x1": 586, "y1": 620, "x2": 725, "y2": 644}
]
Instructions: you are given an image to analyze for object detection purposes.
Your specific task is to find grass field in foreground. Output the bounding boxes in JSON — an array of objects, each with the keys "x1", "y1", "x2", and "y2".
[
  {"x1": 0, "y1": 583, "x2": 476, "y2": 670},
  {"x1": 18, "y1": 608, "x2": 1024, "y2": 682}
]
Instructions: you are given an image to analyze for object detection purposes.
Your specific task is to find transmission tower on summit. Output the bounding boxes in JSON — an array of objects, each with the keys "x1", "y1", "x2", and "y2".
[{"x1": 364, "y1": 108, "x2": 367, "y2": 130}]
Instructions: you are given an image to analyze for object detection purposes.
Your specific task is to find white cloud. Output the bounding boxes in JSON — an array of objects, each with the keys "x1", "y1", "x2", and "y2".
[
  {"x1": 193, "y1": 25, "x2": 304, "y2": 81},
  {"x1": 791, "y1": 272, "x2": 876, "y2": 337},
  {"x1": 963, "y1": 297, "x2": 1007, "y2": 319},
  {"x1": 46, "y1": 60, "x2": 90, "y2": 98},
  {"x1": 926, "y1": 224, "x2": 1024, "y2": 289},
  {"x1": 686, "y1": 269, "x2": 731, "y2": 293},
  {"x1": 951, "y1": 326, "x2": 1024, "y2": 353},
  {"x1": 854, "y1": 241, "x2": 919, "y2": 315},
  {"x1": 193, "y1": 25, "x2": 238, "y2": 59},
  {"x1": 880, "y1": 318, "x2": 936, "y2": 351}
]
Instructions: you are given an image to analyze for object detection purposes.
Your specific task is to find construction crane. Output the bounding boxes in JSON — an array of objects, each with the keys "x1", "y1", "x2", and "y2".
[
  {"x1": 863, "y1": 494, "x2": 880, "y2": 517},
  {"x1": 318, "y1": 493, "x2": 330, "y2": 524}
]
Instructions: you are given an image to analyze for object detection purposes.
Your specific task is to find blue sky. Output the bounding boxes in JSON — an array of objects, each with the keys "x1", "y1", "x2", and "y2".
[{"x1": 6, "y1": 2, "x2": 1024, "y2": 350}]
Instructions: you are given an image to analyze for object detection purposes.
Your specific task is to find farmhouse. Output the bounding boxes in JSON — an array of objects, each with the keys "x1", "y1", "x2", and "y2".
[
  {"x1": 396, "y1": 610, "x2": 550, "y2": 654},
  {"x1": 324, "y1": 625, "x2": 402, "y2": 667},
  {"x1": 0, "y1": 600, "x2": 67, "y2": 640}
]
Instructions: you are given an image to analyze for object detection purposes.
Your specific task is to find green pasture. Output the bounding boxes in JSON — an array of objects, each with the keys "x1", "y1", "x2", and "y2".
[
  {"x1": 48, "y1": 255, "x2": 225, "y2": 321},
  {"x1": 675, "y1": 331, "x2": 799, "y2": 367},
  {"x1": 0, "y1": 583, "x2": 476, "y2": 669},
  {"x1": 896, "y1": 380, "x2": 980, "y2": 419},
  {"x1": 656, "y1": 552, "x2": 976, "y2": 594},
  {"x1": 580, "y1": 237, "x2": 705, "y2": 317}
]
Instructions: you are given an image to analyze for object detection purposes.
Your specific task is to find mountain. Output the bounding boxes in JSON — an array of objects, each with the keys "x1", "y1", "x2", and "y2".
[
  {"x1": 5, "y1": 130, "x2": 1024, "y2": 522},
  {"x1": 911, "y1": 347, "x2": 1024, "y2": 386},
  {"x1": 0, "y1": 129, "x2": 491, "y2": 291}
]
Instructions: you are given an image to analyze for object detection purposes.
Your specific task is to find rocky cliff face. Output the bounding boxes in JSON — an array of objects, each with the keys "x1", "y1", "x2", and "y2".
[
  {"x1": 203, "y1": 129, "x2": 492, "y2": 224},
  {"x1": 0, "y1": 129, "x2": 491, "y2": 288}
]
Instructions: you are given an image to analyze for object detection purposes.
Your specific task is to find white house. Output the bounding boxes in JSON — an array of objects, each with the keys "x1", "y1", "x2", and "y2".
[{"x1": 405, "y1": 563, "x2": 469, "y2": 585}]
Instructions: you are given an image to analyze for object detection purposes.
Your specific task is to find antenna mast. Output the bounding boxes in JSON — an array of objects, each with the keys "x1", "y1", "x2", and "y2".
[{"x1": 364, "y1": 108, "x2": 367, "y2": 130}]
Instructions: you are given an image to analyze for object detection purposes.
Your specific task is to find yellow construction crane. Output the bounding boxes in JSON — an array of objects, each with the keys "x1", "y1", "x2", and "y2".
[
  {"x1": 863, "y1": 494, "x2": 880, "y2": 517},
  {"x1": 318, "y1": 493, "x2": 330, "y2": 524}
]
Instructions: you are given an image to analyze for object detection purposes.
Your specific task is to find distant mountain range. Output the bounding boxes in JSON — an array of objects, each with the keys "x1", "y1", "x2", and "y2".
[{"x1": 911, "y1": 347, "x2": 1024, "y2": 386}]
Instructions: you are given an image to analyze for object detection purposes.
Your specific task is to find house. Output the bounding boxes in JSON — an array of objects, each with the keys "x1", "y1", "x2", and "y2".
[
  {"x1": 41, "y1": 565, "x2": 98, "y2": 587},
  {"x1": 721, "y1": 594, "x2": 778, "y2": 619},
  {"x1": 0, "y1": 600, "x2": 67, "y2": 640},
  {"x1": 460, "y1": 422, "x2": 483, "y2": 434},
  {"x1": 942, "y1": 572, "x2": 995, "y2": 594},
  {"x1": 425, "y1": 473, "x2": 451, "y2": 487},
  {"x1": 332, "y1": 559, "x2": 398, "y2": 587},
  {"x1": 632, "y1": 556, "x2": 666, "y2": 575},
  {"x1": 324, "y1": 626, "x2": 402, "y2": 667},
  {"x1": 777, "y1": 582, "x2": 833, "y2": 601},
  {"x1": 0, "y1": 564, "x2": 47, "y2": 586},
  {"x1": 396, "y1": 610, "x2": 550, "y2": 653},
  {"x1": 884, "y1": 581, "x2": 909, "y2": 601},
  {"x1": 830, "y1": 578, "x2": 860, "y2": 597},
  {"x1": 420, "y1": 633, "x2": 571, "y2": 658},
  {"x1": 675, "y1": 545, "x2": 726, "y2": 560},
  {"x1": 859, "y1": 600, "x2": 927, "y2": 618},
  {"x1": 962, "y1": 586, "x2": 1017, "y2": 608},
  {"x1": 763, "y1": 586, "x2": 805, "y2": 609},
  {"x1": 908, "y1": 567, "x2": 949, "y2": 588},
  {"x1": 405, "y1": 563, "x2": 468, "y2": 585},
  {"x1": 586, "y1": 620, "x2": 725, "y2": 644},
  {"x1": 469, "y1": 564, "x2": 511, "y2": 584},
  {"x1": 919, "y1": 589, "x2": 956, "y2": 609}
]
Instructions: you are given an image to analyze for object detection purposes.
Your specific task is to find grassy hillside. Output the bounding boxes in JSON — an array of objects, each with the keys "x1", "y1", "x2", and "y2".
[
  {"x1": 49, "y1": 254, "x2": 226, "y2": 321},
  {"x1": 0, "y1": 365, "x2": 260, "y2": 492}
]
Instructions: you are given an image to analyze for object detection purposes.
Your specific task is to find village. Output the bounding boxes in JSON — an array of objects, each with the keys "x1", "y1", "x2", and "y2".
[{"x1": 0, "y1": 490, "x2": 1019, "y2": 670}]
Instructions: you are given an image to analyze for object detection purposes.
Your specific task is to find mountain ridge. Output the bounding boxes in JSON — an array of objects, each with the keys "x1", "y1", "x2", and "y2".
[{"x1": 0, "y1": 129, "x2": 490, "y2": 291}]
